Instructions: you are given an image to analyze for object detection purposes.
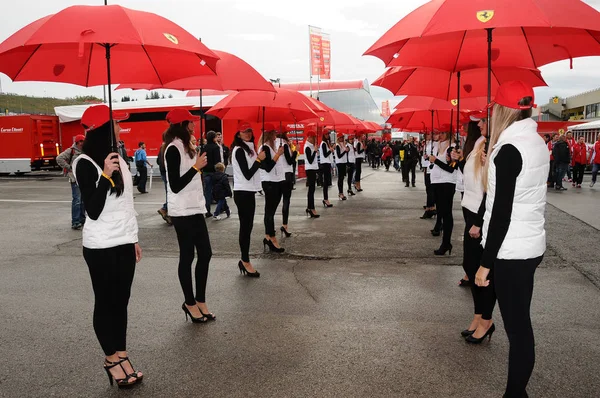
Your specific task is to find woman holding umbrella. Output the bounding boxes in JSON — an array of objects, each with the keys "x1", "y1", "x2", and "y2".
[
  {"x1": 354, "y1": 134, "x2": 365, "y2": 192},
  {"x1": 231, "y1": 122, "x2": 266, "y2": 277},
  {"x1": 346, "y1": 135, "x2": 357, "y2": 196},
  {"x1": 304, "y1": 128, "x2": 321, "y2": 218},
  {"x1": 319, "y1": 131, "x2": 335, "y2": 207},
  {"x1": 475, "y1": 81, "x2": 548, "y2": 397},
  {"x1": 73, "y1": 105, "x2": 143, "y2": 388},
  {"x1": 275, "y1": 126, "x2": 296, "y2": 237},
  {"x1": 335, "y1": 135, "x2": 349, "y2": 200}
]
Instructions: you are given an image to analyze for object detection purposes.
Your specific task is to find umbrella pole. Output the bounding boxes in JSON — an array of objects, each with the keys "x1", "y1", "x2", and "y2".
[
  {"x1": 450, "y1": 109, "x2": 453, "y2": 143},
  {"x1": 262, "y1": 106, "x2": 265, "y2": 135},
  {"x1": 430, "y1": 110, "x2": 434, "y2": 154},
  {"x1": 486, "y1": 28, "x2": 494, "y2": 152},
  {"x1": 104, "y1": 44, "x2": 115, "y2": 151},
  {"x1": 456, "y1": 71, "x2": 461, "y2": 147}
]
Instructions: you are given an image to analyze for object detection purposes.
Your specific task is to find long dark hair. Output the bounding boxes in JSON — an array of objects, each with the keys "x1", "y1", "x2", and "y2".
[
  {"x1": 463, "y1": 121, "x2": 482, "y2": 159},
  {"x1": 231, "y1": 130, "x2": 255, "y2": 156},
  {"x1": 164, "y1": 121, "x2": 194, "y2": 159},
  {"x1": 82, "y1": 122, "x2": 124, "y2": 197}
]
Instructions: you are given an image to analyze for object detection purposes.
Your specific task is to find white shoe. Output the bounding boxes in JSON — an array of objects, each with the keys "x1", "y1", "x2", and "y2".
[{"x1": 213, "y1": 215, "x2": 222, "y2": 221}]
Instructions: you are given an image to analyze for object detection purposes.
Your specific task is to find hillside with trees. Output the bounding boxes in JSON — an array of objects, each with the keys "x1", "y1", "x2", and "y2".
[{"x1": 0, "y1": 93, "x2": 103, "y2": 115}]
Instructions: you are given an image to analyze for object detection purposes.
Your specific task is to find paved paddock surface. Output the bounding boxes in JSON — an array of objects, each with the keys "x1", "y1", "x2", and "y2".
[{"x1": 1, "y1": 169, "x2": 599, "y2": 397}]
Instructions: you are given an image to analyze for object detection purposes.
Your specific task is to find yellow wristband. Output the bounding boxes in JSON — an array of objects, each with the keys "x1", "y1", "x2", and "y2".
[
  {"x1": 256, "y1": 159, "x2": 262, "y2": 163},
  {"x1": 192, "y1": 166, "x2": 200, "y2": 173},
  {"x1": 101, "y1": 172, "x2": 115, "y2": 188}
]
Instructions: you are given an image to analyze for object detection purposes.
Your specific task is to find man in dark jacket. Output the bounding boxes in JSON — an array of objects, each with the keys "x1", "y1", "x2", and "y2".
[
  {"x1": 552, "y1": 135, "x2": 571, "y2": 191},
  {"x1": 211, "y1": 162, "x2": 232, "y2": 220},
  {"x1": 403, "y1": 137, "x2": 419, "y2": 187},
  {"x1": 201, "y1": 130, "x2": 222, "y2": 217}
]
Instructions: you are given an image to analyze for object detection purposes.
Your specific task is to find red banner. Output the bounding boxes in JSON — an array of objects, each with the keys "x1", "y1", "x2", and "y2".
[
  {"x1": 320, "y1": 33, "x2": 331, "y2": 79},
  {"x1": 309, "y1": 26, "x2": 322, "y2": 76},
  {"x1": 382, "y1": 100, "x2": 391, "y2": 118}
]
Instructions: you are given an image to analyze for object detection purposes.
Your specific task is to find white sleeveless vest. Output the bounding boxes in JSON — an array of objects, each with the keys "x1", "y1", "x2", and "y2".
[
  {"x1": 422, "y1": 140, "x2": 434, "y2": 170},
  {"x1": 482, "y1": 118, "x2": 548, "y2": 260},
  {"x1": 165, "y1": 139, "x2": 205, "y2": 217},
  {"x1": 232, "y1": 141, "x2": 261, "y2": 192},
  {"x1": 260, "y1": 144, "x2": 285, "y2": 182},
  {"x1": 461, "y1": 137, "x2": 485, "y2": 214},
  {"x1": 319, "y1": 142, "x2": 333, "y2": 164},
  {"x1": 429, "y1": 141, "x2": 456, "y2": 184},
  {"x1": 355, "y1": 142, "x2": 365, "y2": 159},
  {"x1": 275, "y1": 138, "x2": 293, "y2": 175},
  {"x1": 335, "y1": 143, "x2": 348, "y2": 164},
  {"x1": 73, "y1": 154, "x2": 138, "y2": 249},
  {"x1": 346, "y1": 142, "x2": 356, "y2": 163},
  {"x1": 304, "y1": 141, "x2": 319, "y2": 170}
]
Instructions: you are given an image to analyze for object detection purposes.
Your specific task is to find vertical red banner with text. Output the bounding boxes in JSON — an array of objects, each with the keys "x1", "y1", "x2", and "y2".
[
  {"x1": 320, "y1": 33, "x2": 331, "y2": 79},
  {"x1": 382, "y1": 100, "x2": 391, "y2": 118},
  {"x1": 309, "y1": 26, "x2": 322, "y2": 77}
]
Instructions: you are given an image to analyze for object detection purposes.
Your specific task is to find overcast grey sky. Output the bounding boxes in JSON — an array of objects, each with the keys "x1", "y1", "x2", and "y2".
[{"x1": 2, "y1": 0, "x2": 600, "y2": 109}]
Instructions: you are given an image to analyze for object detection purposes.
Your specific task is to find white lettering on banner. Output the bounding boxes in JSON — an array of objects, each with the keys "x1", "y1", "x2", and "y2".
[
  {"x1": 0, "y1": 127, "x2": 25, "y2": 133},
  {"x1": 120, "y1": 128, "x2": 131, "y2": 133}
]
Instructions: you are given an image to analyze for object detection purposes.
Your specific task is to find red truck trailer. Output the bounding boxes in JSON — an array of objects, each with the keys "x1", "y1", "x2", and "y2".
[{"x1": 0, "y1": 115, "x2": 61, "y2": 174}]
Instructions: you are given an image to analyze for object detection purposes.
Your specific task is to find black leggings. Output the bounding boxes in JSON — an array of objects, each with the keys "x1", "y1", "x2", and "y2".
[
  {"x1": 321, "y1": 164, "x2": 332, "y2": 200},
  {"x1": 262, "y1": 181, "x2": 283, "y2": 237},
  {"x1": 433, "y1": 183, "x2": 455, "y2": 246},
  {"x1": 424, "y1": 172, "x2": 435, "y2": 208},
  {"x1": 347, "y1": 163, "x2": 355, "y2": 190},
  {"x1": 306, "y1": 169, "x2": 317, "y2": 209},
  {"x1": 462, "y1": 208, "x2": 496, "y2": 320},
  {"x1": 234, "y1": 191, "x2": 255, "y2": 262},
  {"x1": 336, "y1": 163, "x2": 347, "y2": 194},
  {"x1": 573, "y1": 163, "x2": 585, "y2": 185},
  {"x1": 354, "y1": 159, "x2": 362, "y2": 182},
  {"x1": 83, "y1": 243, "x2": 136, "y2": 356},
  {"x1": 407, "y1": 160, "x2": 417, "y2": 184},
  {"x1": 281, "y1": 172, "x2": 294, "y2": 225},
  {"x1": 495, "y1": 256, "x2": 543, "y2": 398},
  {"x1": 171, "y1": 214, "x2": 212, "y2": 306}
]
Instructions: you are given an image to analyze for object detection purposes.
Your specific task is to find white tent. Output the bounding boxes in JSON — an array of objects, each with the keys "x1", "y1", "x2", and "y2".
[{"x1": 568, "y1": 119, "x2": 600, "y2": 131}]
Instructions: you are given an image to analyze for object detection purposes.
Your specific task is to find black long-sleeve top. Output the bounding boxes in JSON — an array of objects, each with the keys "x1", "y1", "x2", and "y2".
[
  {"x1": 356, "y1": 142, "x2": 364, "y2": 155},
  {"x1": 321, "y1": 142, "x2": 332, "y2": 158},
  {"x1": 201, "y1": 142, "x2": 221, "y2": 173},
  {"x1": 234, "y1": 147, "x2": 261, "y2": 180},
  {"x1": 283, "y1": 144, "x2": 294, "y2": 165},
  {"x1": 76, "y1": 159, "x2": 111, "y2": 220},
  {"x1": 305, "y1": 146, "x2": 317, "y2": 163},
  {"x1": 335, "y1": 145, "x2": 346, "y2": 158},
  {"x1": 480, "y1": 144, "x2": 523, "y2": 270},
  {"x1": 165, "y1": 146, "x2": 197, "y2": 193},
  {"x1": 260, "y1": 145, "x2": 277, "y2": 172}
]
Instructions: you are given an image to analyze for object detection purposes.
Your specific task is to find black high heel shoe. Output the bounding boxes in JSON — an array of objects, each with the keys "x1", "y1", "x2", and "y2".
[
  {"x1": 347, "y1": 189, "x2": 356, "y2": 196},
  {"x1": 322, "y1": 200, "x2": 333, "y2": 208},
  {"x1": 238, "y1": 261, "x2": 260, "y2": 277},
  {"x1": 117, "y1": 356, "x2": 143, "y2": 382},
  {"x1": 280, "y1": 226, "x2": 292, "y2": 237},
  {"x1": 461, "y1": 329, "x2": 475, "y2": 338},
  {"x1": 104, "y1": 359, "x2": 138, "y2": 388},
  {"x1": 338, "y1": 194, "x2": 347, "y2": 201},
  {"x1": 182, "y1": 303, "x2": 208, "y2": 323},
  {"x1": 465, "y1": 324, "x2": 495, "y2": 344},
  {"x1": 306, "y1": 209, "x2": 321, "y2": 218},
  {"x1": 430, "y1": 229, "x2": 441, "y2": 237},
  {"x1": 263, "y1": 238, "x2": 285, "y2": 253},
  {"x1": 434, "y1": 244, "x2": 452, "y2": 255},
  {"x1": 420, "y1": 210, "x2": 434, "y2": 219}
]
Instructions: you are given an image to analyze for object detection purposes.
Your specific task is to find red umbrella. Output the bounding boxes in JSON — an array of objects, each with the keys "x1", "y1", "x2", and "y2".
[
  {"x1": 0, "y1": 4, "x2": 219, "y2": 144},
  {"x1": 365, "y1": 0, "x2": 600, "y2": 137}
]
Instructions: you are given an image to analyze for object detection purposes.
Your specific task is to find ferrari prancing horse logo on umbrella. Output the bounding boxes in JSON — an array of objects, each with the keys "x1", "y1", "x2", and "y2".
[
  {"x1": 163, "y1": 33, "x2": 179, "y2": 45},
  {"x1": 477, "y1": 10, "x2": 495, "y2": 23}
]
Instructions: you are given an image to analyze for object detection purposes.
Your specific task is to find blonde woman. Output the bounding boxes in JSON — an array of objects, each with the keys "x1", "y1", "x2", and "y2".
[
  {"x1": 475, "y1": 81, "x2": 548, "y2": 397},
  {"x1": 335, "y1": 134, "x2": 349, "y2": 200}
]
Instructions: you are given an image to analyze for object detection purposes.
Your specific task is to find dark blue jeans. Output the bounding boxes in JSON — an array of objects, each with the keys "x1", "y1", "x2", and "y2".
[
  {"x1": 214, "y1": 199, "x2": 230, "y2": 216},
  {"x1": 555, "y1": 162, "x2": 569, "y2": 188},
  {"x1": 71, "y1": 182, "x2": 85, "y2": 226},
  {"x1": 160, "y1": 171, "x2": 168, "y2": 211},
  {"x1": 203, "y1": 173, "x2": 214, "y2": 214}
]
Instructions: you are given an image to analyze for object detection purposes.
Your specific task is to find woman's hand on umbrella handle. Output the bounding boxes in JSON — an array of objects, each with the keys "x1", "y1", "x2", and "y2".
[
  {"x1": 480, "y1": 151, "x2": 487, "y2": 166},
  {"x1": 135, "y1": 243, "x2": 142, "y2": 263},
  {"x1": 475, "y1": 266, "x2": 490, "y2": 287},
  {"x1": 103, "y1": 152, "x2": 120, "y2": 176},
  {"x1": 469, "y1": 225, "x2": 481, "y2": 239},
  {"x1": 276, "y1": 146, "x2": 285, "y2": 156},
  {"x1": 195, "y1": 152, "x2": 207, "y2": 170},
  {"x1": 257, "y1": 151, "x2": 266, "y2": 161},
  {"x1": 428, "y1": 155, "x2": 436, "y2": 163}
]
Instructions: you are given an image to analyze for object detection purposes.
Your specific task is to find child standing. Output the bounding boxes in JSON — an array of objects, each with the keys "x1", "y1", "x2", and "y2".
[{"x1": 212, "y1": 163, "x2": 232, "y2": 220}]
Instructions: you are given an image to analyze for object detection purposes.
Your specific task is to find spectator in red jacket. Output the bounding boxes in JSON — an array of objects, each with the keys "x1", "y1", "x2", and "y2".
[
  {"x1": 591, "y1": 133, "x2": 600, "y2": 187},
  {"x1": 566, "y1": 131, "x2": 576, "y2": 183},
  {"x1": 572, "y1": 136, "x2": 588, "y2": 188},
  {"x1": 381, "y1": 143, "x2": 393, "y2": 171}
]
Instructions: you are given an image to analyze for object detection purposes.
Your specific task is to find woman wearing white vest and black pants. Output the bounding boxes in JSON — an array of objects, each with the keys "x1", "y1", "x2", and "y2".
[
  {"x1": 275, "y1": 128, "x2": 296, "y2": 237},
  {"x1": 429, "y1": 132, "x2": 457, "y2": 255},
  {"x1": 304, "y1": 128, "x2": 321, "y2": 218},
  {"x1": 346, "y1": 135, "x2": 357, "y2": 196},
  {"x1": 231, "y1": 122, "x2": 266, "y2": 277},
  {"x1": 163, "y1": 109, "x2": 215, "y2": 323},
  {"x1": 335, "y1": 135, "x2": 349, "y2": 200},
  {"x1": 354, "y1": 135, "x2": 365, "y2": 192},
  {"x1": 74, "y1": 105, "x2": 143, "y2": 388},
  {"x1": 420, "y1": 133, "x2": 436, "y2": 219},
  {"x1": 319, "y1": 133, "x2": 335, "y2": 207},
  {"x1": 259, "y1": 127, "x2": 286, "y2": 253},
  {"x1": 475, "y1": 81, "x2": 548, "y2": 398}
]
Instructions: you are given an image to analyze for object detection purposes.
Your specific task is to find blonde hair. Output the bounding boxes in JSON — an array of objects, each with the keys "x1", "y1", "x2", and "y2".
[
  {"x1": 258, "y1": 130, "x2": 277, "y2": 148},
  {"x1": 482, "y1": 99, "x2": 533, "y2": 189},
  {"x1": 215, "y1": 162, "x2": 225, "y2": 172}
]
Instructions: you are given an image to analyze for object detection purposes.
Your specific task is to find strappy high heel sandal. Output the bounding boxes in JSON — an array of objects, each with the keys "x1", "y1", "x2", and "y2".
[
  {"x1": 104, "y1": 359, "x2": 138, "y2": 389},
  {"x1": 117, "y1": 356, "x2": 144, "y2": 382}
]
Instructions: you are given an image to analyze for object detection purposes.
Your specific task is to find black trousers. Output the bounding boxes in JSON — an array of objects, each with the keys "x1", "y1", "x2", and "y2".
[
  {"x1": 383, "y1": 158, "x2": 392, "y2": 170},
  {"x1": 407, "y1": 160, "x2": 417, "y2": 184},
  {"x1": 336, "y1": 163, "x2": 347, "y2": 194},
  {"x1": 573, "y1": 163, "x2": 585, "y2": 185},
  {"x1": 347, "y1": 163, "x2": 355, "y2": 190},
  {"x1": 136, "y1": 161, "x2": 147, "y2": 193},
  {"x1": 433, "y1": 183, "x2": 455, "y2": 246},
  {"x1": 547, "y1": 160, "x2": 555, "y2": 185},
  {"x1": 306, "y1": 169, "x2": 317, "y2": 210},
  {"x1": 171, "y1": 214, "x2": 212, "y2": 306},
  {"x1": 281, "y1": 172, "x2": 294, "y2": 225},
  {"x1": 234, "y1": 191, "x2": 255, "y2": 262},
  {"x1": 462, "y1": 208, "x2": 496, "y2": 320},
  {"x1": 320, "y1": 164, "x2": 332, "y2": 201},
  {"x1": 401, "y1": 159, "x2": 408, "y2": 179},
  {"x1": 354, "y1": 159, "x2": 362, "y2": 182},
  {"x1": 425, "y1": 172, "x2": 435, "y2": 208},
  {"x1": 262, "y1": 181, "x2": 283, "y2": 237},
  {"x1": 83, "y1": 243, "x2": 136, "y2": 356},
  {"x1": 495, "y1": 256, "x2": 543, "y2": 398}
]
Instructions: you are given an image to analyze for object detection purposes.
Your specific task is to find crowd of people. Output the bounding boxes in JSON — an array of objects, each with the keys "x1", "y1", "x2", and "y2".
[
  {"x1": 59, "y1": 80, "x2": 600, "y2": 397},
  {"x1": 545, "y1": 130, "x2": 600, "y2": 189}
]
